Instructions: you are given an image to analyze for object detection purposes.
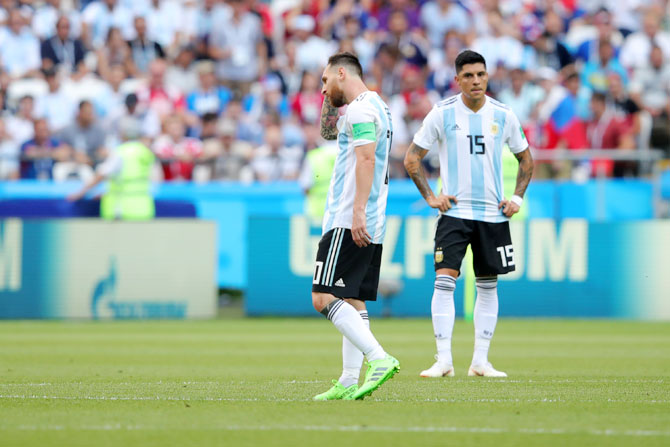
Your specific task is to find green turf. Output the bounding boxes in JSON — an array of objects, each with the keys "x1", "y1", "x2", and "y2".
[{"x1": 1, "y1": 319, "x2": 669, "y2": 447}]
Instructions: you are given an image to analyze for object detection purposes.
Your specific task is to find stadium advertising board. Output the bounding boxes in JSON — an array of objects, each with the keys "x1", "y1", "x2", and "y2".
[
  {"x1": 0, "y1": 219, "x2": 217, "y2": 319},
  {"x1": 247, "y1": 216, "x2": 670, "y2": 320}
]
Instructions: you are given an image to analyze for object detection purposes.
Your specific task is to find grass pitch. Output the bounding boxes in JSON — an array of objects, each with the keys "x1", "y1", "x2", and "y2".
[{"x1": 1, "y1": 318, "x2": 669, "y2": 447}]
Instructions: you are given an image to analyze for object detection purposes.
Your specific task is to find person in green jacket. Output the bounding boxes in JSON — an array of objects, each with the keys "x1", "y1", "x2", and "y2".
[{"x1": 68, "y1": 121, "x2": 155, "y2": 220}]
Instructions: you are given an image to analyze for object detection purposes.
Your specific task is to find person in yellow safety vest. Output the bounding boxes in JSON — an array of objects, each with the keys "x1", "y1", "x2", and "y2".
[
  {"x1": 298, "y1": 142, "x2": 337, "y2": 223},
  {"x1": 67, "y1": 121, "x2": 155, "y2": 220}
]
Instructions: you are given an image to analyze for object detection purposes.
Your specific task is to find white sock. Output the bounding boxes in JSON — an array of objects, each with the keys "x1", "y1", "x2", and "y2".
[
  {"x1": 323, "y1": 300, "x2": 386, "y2": 362},
  {"x1": 339, "y1": 310, "x2": 368, "y2": 387},
  {"x1": 432, "y1": 275, "x2": 456, "y2": 366},
  {"x1": 472, "y1": 278, "x2": 498, "y2": 366}
]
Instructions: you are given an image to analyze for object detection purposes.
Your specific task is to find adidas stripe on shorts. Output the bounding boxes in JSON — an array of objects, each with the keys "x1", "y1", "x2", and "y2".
[{"x1": 312, "y1": 227, "x2": 383, "y2": 301}]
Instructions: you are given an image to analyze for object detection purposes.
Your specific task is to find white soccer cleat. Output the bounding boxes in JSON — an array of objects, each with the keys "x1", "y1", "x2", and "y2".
[
  {"x1": 468, "y1": 362, "x2": 507, "y2": 377},
  {"x1": 419, "y1": 357, "x2": 455, "y2": 378}
]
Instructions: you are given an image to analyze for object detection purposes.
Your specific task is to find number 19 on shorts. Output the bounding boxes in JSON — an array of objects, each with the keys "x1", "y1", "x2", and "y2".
[{"x1": 496, "y1": 245, "x2": 515, "y2": 268}]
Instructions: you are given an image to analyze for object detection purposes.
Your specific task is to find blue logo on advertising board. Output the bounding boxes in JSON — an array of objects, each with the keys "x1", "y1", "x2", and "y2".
[{"x1": 91, "y1": 258, "x2": 187, "y2": 319}]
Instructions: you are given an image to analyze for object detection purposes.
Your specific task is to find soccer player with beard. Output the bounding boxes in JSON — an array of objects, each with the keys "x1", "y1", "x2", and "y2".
[{"x1": 311, "y1": 52, "x2": 399, "y2": 400}]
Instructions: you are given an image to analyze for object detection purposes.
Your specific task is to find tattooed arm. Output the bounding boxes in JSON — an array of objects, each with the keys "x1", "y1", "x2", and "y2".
[
  {"x1": 403, "y1": 142, "x2": 457, "y2": 212},
  {"x1": 499, "y1": 148, "x2": 534, "y2": 217},
  {"x1": 513, "y1": 148, "x2": 534, "y2": 198},
  {"x1": 320, "y1": 97, "x2": 339, "y2": 140}
]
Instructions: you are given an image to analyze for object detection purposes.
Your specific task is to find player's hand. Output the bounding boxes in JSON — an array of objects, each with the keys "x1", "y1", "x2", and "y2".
[
  {"x1": 499, "y1": 200, "x2": 520, "y2": 217},
  {"x1": 427, "y1": 194, "x2": 457, "y2": 212},
  {"x1": 351, "y1": 210, "x2": 371, "y2": 248}
]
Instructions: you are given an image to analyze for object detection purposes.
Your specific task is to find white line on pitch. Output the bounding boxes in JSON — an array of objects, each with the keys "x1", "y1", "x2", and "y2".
[
  {"x1": 4, "y1": 424, "x2": 670, "y2": 437},
  {"x1": 0, "y1": 394, "x2": 667, "y2": 404}
]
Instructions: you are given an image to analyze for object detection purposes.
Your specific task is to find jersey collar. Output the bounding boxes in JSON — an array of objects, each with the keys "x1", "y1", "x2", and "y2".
[{"x1": 457, "y1": 93, "x2": 489, "y2": 114}]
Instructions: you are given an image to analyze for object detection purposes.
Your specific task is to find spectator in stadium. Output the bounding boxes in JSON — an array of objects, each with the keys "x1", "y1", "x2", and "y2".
[
  {"x1": 186, "y1": 61, "x2": 233, "y2": 122},
  {"x1": 291, "y1": 14, "x2": 336, "y2": 73},
  {"x1": 389, "y1": 64, "x2": 437, "y2": 150},
  {"x1": 200, "y1": 118, "x2": 253, "y2": 182},
  {"x1": 375, "y1": 0, "x2": 421, "y2": 32},
  {"x1": 96, "y1": 63, "x2": 128, "y2": 127},
  {"x1": 250, "y1": 124, "x2": 302, "y2": 182},
  {"x1": 111, "y1": 93, "x2": 160, "y2": 145},
  {"x1": 40, "y1": 15, "x2": 87, "y2": 79},
  {"x1": 126, "y1": 15, "x2": 165, "y2": 76},
  {"x1": 165, "y1": 45, "x2": 199, "y2": 97},
  {"x1": 273, "y1": 39, "x2": 302, "y2": 97},
  {"x1": 35, "y1": 67, "x2": 76, "y2": 133},
  {"x1": 531, "y1": 8, "x2": 574, "y2": 71},
  {"x1": 291, "y1": 71, "x2": 323, "y2": 125},
  {"x1": 209, "y1": 0, "x2": 266, "y2": 96},
  {"x1": 190, "y1": 0, "x2": 222, "y2": 45},
  {"x1": 0, "y1": 8, "x2": 41, "y2": 79},
  {"x1": 380, "y1": 10, "x2": 428, "y2": 71},
  {"x1": 222, "y1": 98, "x2": 262, "y2": 145},
  {"x1": 630, "y1": 45, "x2": 670, "y2": 154},
  {"x1": 580, "y1": 40, "x2": 628, "y2": 93},
  {"x1": 96, "y1": 27, "x2": 133, "y2": 83},
  {"x1": 32, "y1": 0, "x2": 82, "y2": 41},
  {"x1": 197, "y1": 112, "x2": 219, "y2": 144},
  {"x1": 370, "y1": 43, "x2": 404, "y2": 98},
  {"x1": 586, "y1": 91, "x2": 636, "y2": 177},
  {"x1": 341, "y1": 14, "x2": 376, "y2": 74},
  {"x1": 608, "y1": 72, "x2": 641, "y2": 145},
  {"x1": 59, "y1": 100, "x2": 108, "y2": 168},
  {"x1": 426, "y1": 32, "x2": 463, "y2": 97},
  {"x1": 573, "y1": 8, "x2": 624, "y2": 64},
  {"x1": 497, "y1": 66, "x2": 544, "y2": 128},
  {"x1": 143, "y1": 0, "x2": 184, "y2": 54},
  {"x1": 246, "y1": 74, "x2": 291, "y2": 126},
  {"x1": 153, "y1": 114, "x2": 203, "y2": 181},
  {"x1": 472, "y1": 9, "x2": 526, "y2": 76},
  {"x1": 20, "y1": 118, "x2": 71, "y2": 180},
  {"x1": 7, "y1": 95, "x2": 36, "y2": 149},
  {"x1": 81, "y1": 0, "x2": 134, "y2": 49},
  {"x1": 420, "y1": 0, "x2": 471, "y2": 49},
  {"x1": 539, "y1": 70, "x2": 589, "y2": 178},
  {"x1": 0, "y1": 118, "x2": 19, "y2": 180},
  {"x1": 137, "y1": 58, "x2": 186, "y2": 120},
  {"x1": 619, "y1": 8, "x2": 670, "y2": 71}
]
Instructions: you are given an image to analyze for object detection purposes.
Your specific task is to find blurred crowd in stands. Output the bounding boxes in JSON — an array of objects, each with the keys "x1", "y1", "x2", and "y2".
[{"x1": 0, "y1": 0, "x2": 668, "y2": 183}]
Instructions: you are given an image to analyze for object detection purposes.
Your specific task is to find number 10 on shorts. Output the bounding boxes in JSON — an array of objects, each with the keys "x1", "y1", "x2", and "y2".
[{"x1": 496, "y1": 245, "x2": 515, "y2": 268}]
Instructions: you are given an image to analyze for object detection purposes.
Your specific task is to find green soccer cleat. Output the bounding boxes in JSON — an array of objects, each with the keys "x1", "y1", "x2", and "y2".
[
  {"x1": 352, "y1": 354, "x2": 400, "y2": 400},
  {"x1": 313, "y1": 380, "x2": 359, "y2": 401}
]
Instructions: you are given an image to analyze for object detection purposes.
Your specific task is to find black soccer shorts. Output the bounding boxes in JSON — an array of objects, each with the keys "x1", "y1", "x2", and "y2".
[
  {"x1": 434, "y1": 215, "x2": 515, "y2": 277},
  {"x1": 311, "y1": 227, "x2": 382, "y2": 301}
]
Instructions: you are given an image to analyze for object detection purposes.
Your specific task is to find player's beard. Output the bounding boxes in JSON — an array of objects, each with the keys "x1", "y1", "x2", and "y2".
[{"x1": 329, "y1": 84, "x2": 346, "y2": 108}]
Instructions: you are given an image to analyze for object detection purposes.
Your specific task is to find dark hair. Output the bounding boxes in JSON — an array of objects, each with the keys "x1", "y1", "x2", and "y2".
[
  {"x1": 79, "y1": 99, "x2": 92, "y2": 110},
  {"x1": 591, "y1": 91, "x2": 607, "y2": 103},
  {"x1": 454, "y1": 50, "x2": 487, "y2": 74},
  {"x1": 327, "y1": 52, "x2": 363, "y2": 78},
  {"x1": 202, "y1": 112, "x2": 218, "y2": 123}
]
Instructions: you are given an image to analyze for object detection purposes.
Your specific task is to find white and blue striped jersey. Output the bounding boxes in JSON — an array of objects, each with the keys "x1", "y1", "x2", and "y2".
[
  {"x1": 322, "y1": 91, "x2": 393, "y2": 244},
  {"x1": 413, "y1": 94, "x2": 528, "y2": 223}
]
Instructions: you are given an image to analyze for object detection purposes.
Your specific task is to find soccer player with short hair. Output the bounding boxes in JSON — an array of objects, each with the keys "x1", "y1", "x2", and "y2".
[
  {"x1": 404, "y1": 50, "x2": 534, "y2": 378},
  {"x1": 311, "y1": 52, "x2": 399, "y2": 400}
]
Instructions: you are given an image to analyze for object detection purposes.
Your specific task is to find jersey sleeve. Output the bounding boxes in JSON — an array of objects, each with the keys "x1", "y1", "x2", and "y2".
[
  {"x1": 504, "y1": 110, "x2": 529, "y2": 154},
  {"x1": 412, "y1": 105, "x2": 442, "y2": 151},
  {"x1": 347, "y1": 102, "x2": 378, "y2": 148}
]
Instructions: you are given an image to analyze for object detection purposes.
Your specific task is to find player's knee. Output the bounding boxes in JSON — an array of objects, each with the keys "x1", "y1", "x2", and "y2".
[{"x1": 311, "y1": 292, "x2": 329, "y2": 313}]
